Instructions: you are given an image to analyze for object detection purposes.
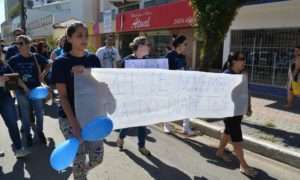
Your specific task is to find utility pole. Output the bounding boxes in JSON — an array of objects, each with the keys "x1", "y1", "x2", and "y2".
[{"x1": 20, "y1": 0, "x2": 27, "y2": 34}]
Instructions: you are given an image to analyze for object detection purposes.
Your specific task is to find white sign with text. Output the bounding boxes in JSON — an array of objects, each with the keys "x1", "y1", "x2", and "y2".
[
  {"x1": 75, "y1": 69, "x2": 248, "y2": 129},
  {"x1": 125, "y1": 58, "x2": 169, "y2": 69}
]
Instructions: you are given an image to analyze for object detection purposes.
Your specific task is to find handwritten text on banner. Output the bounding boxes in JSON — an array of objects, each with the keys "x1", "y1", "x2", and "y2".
[{"x1": 75, "y1": 69, "x2": 248, "y2": 129}]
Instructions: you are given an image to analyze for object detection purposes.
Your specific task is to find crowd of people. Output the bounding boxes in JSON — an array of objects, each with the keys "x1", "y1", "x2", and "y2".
[{"x1": 1, "y1": 21, "x2": 300, "y2": 179}]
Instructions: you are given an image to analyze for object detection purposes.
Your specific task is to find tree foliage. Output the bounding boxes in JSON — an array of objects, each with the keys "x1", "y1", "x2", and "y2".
[
  {"x1": 8, "y1": 3, "x2": 21, "y2": 19},
  {"x1": 191, "y1": 0, "x2": 241, "y2": 70}
]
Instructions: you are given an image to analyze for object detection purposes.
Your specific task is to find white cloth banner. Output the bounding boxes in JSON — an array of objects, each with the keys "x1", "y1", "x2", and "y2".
[{"x1": 75, "y1": 69, "x2": 248, "y2": 129}]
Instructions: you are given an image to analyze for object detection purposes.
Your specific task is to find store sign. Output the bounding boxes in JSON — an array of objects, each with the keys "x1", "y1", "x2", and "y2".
[
  {"x1": 116, "y1": 0, "x2": 194, "y2": 32},
  {"x1": 103, "y1": 10, "x2": 113, "y2": 33}
]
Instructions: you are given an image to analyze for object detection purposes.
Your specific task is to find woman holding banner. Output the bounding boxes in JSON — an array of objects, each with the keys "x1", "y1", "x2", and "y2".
[
  {"x1": 52, "y1": 22, "x2": 103, "y2": 180},
  {"x1": 163, "y1": 35, "x2": 199, "y2": 136},
  {"x1": 116, "y1": 36, "x2": 152, "y2": 156},
  {"x1": 216, "y1": 52, "x2": 257, "y2": 177}
]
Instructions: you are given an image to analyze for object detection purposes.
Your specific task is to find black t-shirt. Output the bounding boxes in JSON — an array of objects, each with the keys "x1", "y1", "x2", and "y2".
[
  {"x1": 166, "y1": 50, "x2": 187, "y2": 70},
  {"x1": 8, "y1": 53, "x2": 49, "y2": 89},
  {"x1": 51, "y1": 52, "x2": 101, "y2": 117}
]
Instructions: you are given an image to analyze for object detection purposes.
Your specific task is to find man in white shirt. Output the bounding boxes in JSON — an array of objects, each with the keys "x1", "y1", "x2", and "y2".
[{"x1": 96, "y1": 36, "x2": 121, "y2": 68}]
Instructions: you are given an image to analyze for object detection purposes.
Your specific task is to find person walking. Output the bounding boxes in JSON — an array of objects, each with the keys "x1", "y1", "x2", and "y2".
[
  {"x1": 8, "y1": 35, "x2": 51, "y2": 147},
  {"x1": 216, "y1": 52, "x2": 257, "y2": 178},
  {"x1": 52, "y1": 22, "x2": 104, "y2": 180},
  {"x1": 96, "y1": 35, "x2": 121, "y2": 68},
  {"x1": 116, "y1": 36, "x2": 152, "y2": 156},
  {"x1": 163, "y1": 35, "x2": 199, "y2": 136}
]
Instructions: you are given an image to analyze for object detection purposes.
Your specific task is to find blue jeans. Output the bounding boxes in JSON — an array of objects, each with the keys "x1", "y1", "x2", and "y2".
[
  {"x1": 16, "y1": 90, "x2": 44, "y2": 137},
  {"x1": 0, "y1": 94, "x2": 22, "y2": 150},
  {"x1": 119, "y1": 127, "x2": 146, "y2": 148}
]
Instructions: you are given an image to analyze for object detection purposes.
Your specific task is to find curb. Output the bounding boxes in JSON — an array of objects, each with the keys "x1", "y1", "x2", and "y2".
[{"x1": 190, "y1": 119, "x2": 300, "y2": 169}]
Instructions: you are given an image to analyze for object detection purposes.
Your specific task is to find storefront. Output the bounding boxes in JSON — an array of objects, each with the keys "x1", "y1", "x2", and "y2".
[
  {"x1": 223, "y1": 0, "x2": 300, "y2": 96},
  {"x1": 115, "y1": 0, "x2": 198, "y2": 68}
]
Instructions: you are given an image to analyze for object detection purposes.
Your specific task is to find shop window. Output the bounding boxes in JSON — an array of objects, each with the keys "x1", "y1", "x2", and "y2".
[{"x1": 230, "y1": 29, "x2": 300, "y2": 87}]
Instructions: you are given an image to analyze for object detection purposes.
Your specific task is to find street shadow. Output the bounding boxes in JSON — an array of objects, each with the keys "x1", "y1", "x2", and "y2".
[
  {"x1": 123, "y1": 149, "x2": 192, "y2": 180},
  {"x1": 251, "y1": 93, "x2": 300, "y2": 114},
  {"x1": 103, "y1": 138, "x2": 117, "y2": 147},
  {"x1": 242, "y1": 122, "x2": 300, "y2": 148},
  {"x1": 246, "y1": 168, "x2": 278, "y2": 180},
  {"x1": 172, "y1": 135, "x2": 278, "y2": 180},
  {"x1": 170, "y1": 134, "x2": 239, "y2": 170},
  {"x1": 25, "y1": 138, "x2": 72, "y2": 180},
  {"x1": 0, "y1": 138, "x2": 72, "y2": 180},
  {"x1": 194, "y1": 177, "x2": 209, "y2": 180},
  {"x1": 0, "y1": 160, "x2": 28, "y2": 180}
]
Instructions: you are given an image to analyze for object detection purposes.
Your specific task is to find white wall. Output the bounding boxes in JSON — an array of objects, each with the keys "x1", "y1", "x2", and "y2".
[
  {"x1": 26, "y1": 1, "x2": 71, "y2": 38},
  {"x1": 26, "y1": 0, "x2": 100, "y2": 38},
  {"x1": 70, "y1": 0, "x2": 98, "y2": 22},
  {"x1": 223, "y1": 0, "x2": 300, "y2": 63},
  {"x1": 100, "y1": 0, "x2": 117, "y2": 12}
]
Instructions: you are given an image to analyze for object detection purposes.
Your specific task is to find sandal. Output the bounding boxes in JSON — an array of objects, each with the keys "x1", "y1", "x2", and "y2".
[{"x1": 116, "y1": 138, "x2": 124, "y2": 150}]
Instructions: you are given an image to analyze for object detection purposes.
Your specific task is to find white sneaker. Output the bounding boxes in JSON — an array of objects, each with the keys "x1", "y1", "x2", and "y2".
[
  {"x1": 163, "y1": 123, "x2": 173, "y2": 134},
  {"x1": 15, "y1": 148, "x2": 31, "y2": 158}
]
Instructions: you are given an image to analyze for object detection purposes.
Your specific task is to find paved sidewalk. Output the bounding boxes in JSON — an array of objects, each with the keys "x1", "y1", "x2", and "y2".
[{"x1": 202, "y1": 94, "x2": 300, "y2": 153}]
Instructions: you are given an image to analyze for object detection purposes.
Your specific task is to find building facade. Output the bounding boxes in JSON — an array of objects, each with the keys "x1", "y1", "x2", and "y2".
[
  {"x1": 111, "y1": 0, "x2": 198, "y2": 69},
  {"x1": 223, "y1": 0, "x2": 299, "y2": 96},
  {"x1": 1, "y1": 0, "x2": 101, "y2": 50}
]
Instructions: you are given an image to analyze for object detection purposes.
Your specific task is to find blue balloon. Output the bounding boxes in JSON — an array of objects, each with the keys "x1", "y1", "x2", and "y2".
[
  {"x1": 29, "y1": 86, "x2": 49, "y2": 100},
  {"x1": 82, "y1": 116, "x2": 113, "y2": 141},
  {"x1": 50, "y1": 137, "x2": 80, "y2": 171}
]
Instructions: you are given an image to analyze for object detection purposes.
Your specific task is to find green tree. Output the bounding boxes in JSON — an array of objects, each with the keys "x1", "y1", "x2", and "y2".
[
  {"x1": 191, "y1": 0, "x2": 241, "y2": 71},
  {"x1": 8, "y1": 3, "x2": 21, "y2": 19}
]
